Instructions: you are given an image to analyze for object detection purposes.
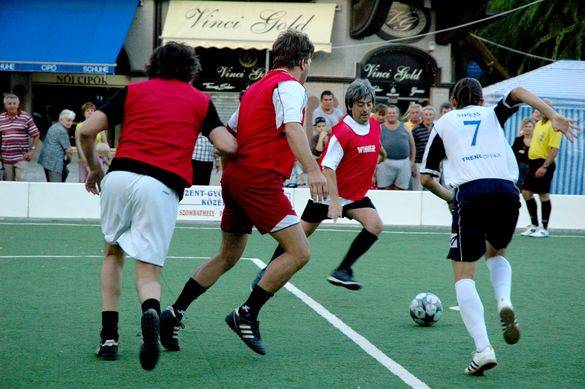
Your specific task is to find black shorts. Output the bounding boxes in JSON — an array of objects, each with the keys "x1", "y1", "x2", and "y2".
[
  {"x1": 522, "y1": 158, "x2": 556, "y2": 194},
  {"x1": 448, "y1": 179, "x2": 520, "y2": 262},
  {"x1": 301, "y1": 197, "x2": 376, "y2": 224}
]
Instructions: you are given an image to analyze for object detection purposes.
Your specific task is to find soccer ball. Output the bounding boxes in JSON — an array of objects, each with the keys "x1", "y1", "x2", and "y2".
[{"x1": 409, "y1": 293, "x2": 443, "y2": 326}]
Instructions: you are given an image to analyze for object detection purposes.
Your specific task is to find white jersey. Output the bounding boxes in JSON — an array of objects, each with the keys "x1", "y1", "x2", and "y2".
[{"x1": 421, "y1": 95, "x2": 520, "y2": 188}]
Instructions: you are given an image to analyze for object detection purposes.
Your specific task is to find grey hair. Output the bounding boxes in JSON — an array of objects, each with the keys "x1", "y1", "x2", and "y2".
[
  {"x1": 387, "y1": 104, "x2": 401, "y2": 115},
  {"x1": 3, "y1": 93, "x2": 19, "y2": 104},
  {"x1": 59, "y1": 109, "x2": 76, "y2": 121},
  {"x1": 345, "y1": 78, "x2": 376, "y2": 112},
  {"x1": 422, "y1": 105, "x2": 436, "y2": 114}
]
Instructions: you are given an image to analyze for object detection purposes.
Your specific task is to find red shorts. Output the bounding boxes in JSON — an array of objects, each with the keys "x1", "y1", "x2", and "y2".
[{"x1": 220, "y1": 165, "x2": 299, "y2": 234}]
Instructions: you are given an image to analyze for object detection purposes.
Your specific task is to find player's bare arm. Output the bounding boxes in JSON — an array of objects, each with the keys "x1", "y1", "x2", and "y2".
[
  {"x1": 285, "y1": 121, "x2": 328, "y2": 202},
  {"x1": 508, "y1": 87, "x2": 579, "y2": 141},
  {"x1": 79, "y1": 110, "x2": 108, "y2": 194},
  {"x1": 323, "y1": 167, "x2": 342, "y2": 220},
  {"x1": 208, "y1": 126, "x2": 237, "y2": 155},
  {"x1": 420, "y1": 173, "x2": 454, "y2": 203},
  {"x1": 536, "y1": 147, "x2": 558, "y2": 178}
]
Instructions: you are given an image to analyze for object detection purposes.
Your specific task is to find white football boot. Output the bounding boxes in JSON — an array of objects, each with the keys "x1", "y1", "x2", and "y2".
[
  {"x1": 464, "y1": 345, "x2": 497, "y2": 376},
  {"x1": 529, "y1": 227, "x2": 549, "y2": 238},
  {"x1": 520, "y1": 224, "x2": 538, "y2": 236}
]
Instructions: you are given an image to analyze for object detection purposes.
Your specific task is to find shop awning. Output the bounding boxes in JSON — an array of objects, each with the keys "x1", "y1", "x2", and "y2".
[
  {"x1": 161, "y1": 1, "x2": 337, "y2": 53},
  {"x1": 0, "y1": 0, "x2": 137, "y2": 74}
]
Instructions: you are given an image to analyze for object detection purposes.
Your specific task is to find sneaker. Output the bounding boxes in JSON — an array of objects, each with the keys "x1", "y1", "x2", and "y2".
[
  {"x1": 225, "y1": 309, "x2": 266, "y2": 355},
  {"x1": 250, "y1": 267, "x2": 266, "y2": 291},
  {"x1": 96, "y1": 339, "x2": 118, "y2": 360},
  {"x1": 529, "y1": 228, "x2": 549, "y2": 238},
  {"x1": 160, "y1": 306, "x2": 184, "y2": 351},
  {"x1": 498, "y1": 302, "x2": 520, "y2": 345},
  {"x1": 520, "y1": 224, "x2": 538, "y2": 236},
  {"x1": 327, "y1": 268, "x2": 362, "y2": 290},
  {"x1": 464, "y1": 346, "x2": 497, "y2": 376},
  {"x1": 139, "y1": 309, "x2": 160, "y2": 371}
]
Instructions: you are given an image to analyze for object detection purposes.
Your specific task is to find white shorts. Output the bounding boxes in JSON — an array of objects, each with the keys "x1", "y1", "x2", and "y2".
[
  {"x1": 100, "y1": 171, "x2": 179, "y2": 267},
  {"x1": 376, "y1": 158, "x2": 411, "y2": 189}
]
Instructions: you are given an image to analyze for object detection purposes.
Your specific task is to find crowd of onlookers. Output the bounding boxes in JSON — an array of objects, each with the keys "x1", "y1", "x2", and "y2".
[{"x1": 0, "y1": 89, "x2": 538, "y2": 189}]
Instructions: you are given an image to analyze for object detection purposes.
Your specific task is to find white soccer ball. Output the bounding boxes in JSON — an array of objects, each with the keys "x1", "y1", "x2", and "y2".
[{"x1": 409, "y1": 292, "x2": 442, "y2": 326}]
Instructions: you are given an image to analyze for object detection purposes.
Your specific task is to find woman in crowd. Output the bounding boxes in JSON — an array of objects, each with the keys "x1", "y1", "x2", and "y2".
[
  {"x1": 38, "y1": 109, "x2": 75, "y2": 182},
  {"x1": 511, "y1": 118, "x2": 533, "y2": 187}
]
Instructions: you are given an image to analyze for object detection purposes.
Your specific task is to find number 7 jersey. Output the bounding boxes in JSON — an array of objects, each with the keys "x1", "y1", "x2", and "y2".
[{"x1": 420, "y1": 96, "x2": 520, "y2": 188}]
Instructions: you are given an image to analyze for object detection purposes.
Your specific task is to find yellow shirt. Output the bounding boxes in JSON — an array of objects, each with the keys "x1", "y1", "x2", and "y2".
[{"x1": 528, "y1": 119, "x2": 562, "y2": 160}]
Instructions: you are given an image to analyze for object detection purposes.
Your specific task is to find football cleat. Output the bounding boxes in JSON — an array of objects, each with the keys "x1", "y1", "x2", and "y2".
[
  {"x1": 225, "y1": 309, "x2": 266, "y2": 355},
  {"x1": 139, "y1": 309, "x2": 160, "y2": 371},
  {"x1": 96, "y1": 339, "x2": 118, "y2": 360},
  {"x1": 160, "y1": 306, "x2": 184, "y2": 351},
  {"x1": 327, "y1": 268, "x2": 362, "y2": 290},
  {"x1": 498, "y1": 303, "x2": 520, "y2": 345},
  {"x1": 464, "y1": 346, "x2": 497, "y2": 376}
]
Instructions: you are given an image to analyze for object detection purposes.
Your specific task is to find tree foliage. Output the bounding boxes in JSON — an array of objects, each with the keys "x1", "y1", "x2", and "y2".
[{"x1": 477, "y1": 0, "x2": 584, "y2": 76}]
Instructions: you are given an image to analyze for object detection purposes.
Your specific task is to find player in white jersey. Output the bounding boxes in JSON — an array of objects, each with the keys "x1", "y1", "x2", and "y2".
[{"x1": 420, "y1": 78, "x2": 577, "y2": 376}]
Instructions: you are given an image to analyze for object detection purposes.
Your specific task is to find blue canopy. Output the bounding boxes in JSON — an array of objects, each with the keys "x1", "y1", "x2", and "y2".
[{"x1": 0, "y1": 0, "x2": 137, "y2": 74}]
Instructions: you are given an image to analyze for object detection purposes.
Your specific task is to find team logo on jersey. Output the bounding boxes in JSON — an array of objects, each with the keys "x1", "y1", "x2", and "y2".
[{"x1": 357, "y1": 145, "x2": 376, "y2": 154}]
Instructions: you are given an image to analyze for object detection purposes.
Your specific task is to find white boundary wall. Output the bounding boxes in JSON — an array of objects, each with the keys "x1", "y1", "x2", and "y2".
[{"x1": 1, "y1": 182, "x2": 584, "y2": 230}]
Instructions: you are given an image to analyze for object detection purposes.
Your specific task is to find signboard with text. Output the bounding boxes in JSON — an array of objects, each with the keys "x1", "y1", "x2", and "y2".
[
  {"x1": 357, "y1": 46, "x2": 439, "y2": 103},
  {"x1": 0, "y1": 62, "x2": 115, "y2": 74}
]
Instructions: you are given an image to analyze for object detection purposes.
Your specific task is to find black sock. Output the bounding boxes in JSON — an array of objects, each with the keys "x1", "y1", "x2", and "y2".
[
  {"x1": 172, "y1": 278, "x2": 207, "y2": 320},
  {"x1": 338, "y1": 228, "x2": 378, "y2": 270},
  {"x1": 239, "y1": 284, "x2": 274, "y2": 319},
  {"x1": 541, "y1": 200, "x2": 551, "y2": 229},
  {"x1": 269, "y1": 245, "x2": 285, "y2": 264},
  {"x1": 101, "y1": 311, "x2": 119, "y2": 342},
  {"x1": 141, "y1": 298, "x2": 160, "y2": 315},
  {"x1": 525, "y1": 198, "x2": 539, "y2": 226}
]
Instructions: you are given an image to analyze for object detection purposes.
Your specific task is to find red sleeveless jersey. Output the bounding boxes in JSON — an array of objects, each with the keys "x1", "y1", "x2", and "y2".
[
  {"x1": 325, "y1": 117, "x2": 381, "y2": 200},
  {"x1": 115, "y1": 78, "x2": 210, "y2": 185},
  {"x1": 234, "y1": 70, "x2": 301, "y2": 178}
]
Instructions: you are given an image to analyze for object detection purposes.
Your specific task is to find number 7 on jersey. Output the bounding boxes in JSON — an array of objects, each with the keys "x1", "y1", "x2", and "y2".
[{"x1": 463, "y1": 120, "x2": 482, "y2": 146}]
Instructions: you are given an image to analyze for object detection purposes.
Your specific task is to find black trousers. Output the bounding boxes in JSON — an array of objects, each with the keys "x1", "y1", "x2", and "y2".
[{"x1": 192, "y1": 160, "x2": 213, "y2": 185}]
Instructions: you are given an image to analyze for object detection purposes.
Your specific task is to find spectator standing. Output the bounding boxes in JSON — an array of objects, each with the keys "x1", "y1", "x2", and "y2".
[
  {"x1": 310, "y1": 116, "x2": 330, "y2": 157},
  {"x1": 312, "y1": 90, "x2": 344, "y2": 130},
  {"x1": 192, "y1": 133, "x2": 215, "y2": 185},
  {"x1": 373, "y1": 103, "x2": 388, "y2": 124},
  {"x1": 521, "y1": 100, "x2": 563, "y2": 238},
  {"x1": 0, "y1": 94, "x2": 40, "y2": 181},
  {"x1": 76, "y1": 102, "x2": 109, "y2": 182},
  {"x1": 38, "y1": 109, "x2": 75, "y2": 182},
  {"x1": 411, "y1": 105, "x2": 436, "y2": 190},
  {"x1": 530, "y1": 108, "x2": 541, "y2": 124},
  {"x1": 376, "y1": 105, "x2": 416, "y2": 190},
  {"x1": 511, "y1": 118, "x2": 533, "y2": 187},
  {"x1": 439, "y1": 101, "x2": 452, "y2": 117},
  {"x1": 404, "y1": 103, "x2": 422, "y2": 131}
]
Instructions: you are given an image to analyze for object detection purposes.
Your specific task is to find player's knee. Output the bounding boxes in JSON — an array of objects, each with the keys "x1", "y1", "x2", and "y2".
[
  {"x1": 366, "y1": 219, "x2": 384, "y2": 236},
  {"x1": 288, "y1": 243, "x2": 311, "y2": 266}
]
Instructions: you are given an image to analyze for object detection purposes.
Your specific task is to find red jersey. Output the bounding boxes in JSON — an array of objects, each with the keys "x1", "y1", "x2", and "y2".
[
  {"x1": 233, "y1": 70, "x2": 301, "y2": 179},
  {"x1": 321, "y1": 116, "x2": 381, "y2": 201}
]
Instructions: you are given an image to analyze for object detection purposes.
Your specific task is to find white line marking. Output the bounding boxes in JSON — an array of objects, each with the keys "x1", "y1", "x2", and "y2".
[
  {"x1": 0, "y1": 255, "x2": 239, "y2": 260},
  {"x1": 1, "y1": 221, "x2": 583, "y2": 238},
  {"x1": 248, "y1": 257, "x2": 429, "y2": 389}
]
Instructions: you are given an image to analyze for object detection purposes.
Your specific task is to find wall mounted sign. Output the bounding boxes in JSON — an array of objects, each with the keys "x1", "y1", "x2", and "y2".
[
  {"x1": 377, "y1": 2, "x2": 431, "y2": 43},
  {"x1": 357, "y1": 46, "x2": 439, "y2": 103},
  {"x1": 194, "y1": 48, "x2": 267, "y2": 92}
]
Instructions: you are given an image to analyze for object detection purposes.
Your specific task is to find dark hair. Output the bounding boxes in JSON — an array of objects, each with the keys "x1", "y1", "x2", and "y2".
[
  {"x1": 320, "y1": 90, "x2": 334, "y2": 100},
  {"x1": 81, "y1": 102, "x2": 96, "y2": 112},
  {"x1": 146, "y1": 42, "x2": 201, "y2": 82},
  {"x1": 439, "y1": 101, "x2": 452, "y2": 111},
  {"x1": 452, "y1": 78, "x2": 483, "y2": 109},
  {"x1": 314, "y1": 116, "x2": 326, "y2": 125},
  {"x1": 375, "y1": 103, "x2": 388, "y2": 115},
  {"x1": 272, "y1": 29, "x2": 314, "y2": 69}
]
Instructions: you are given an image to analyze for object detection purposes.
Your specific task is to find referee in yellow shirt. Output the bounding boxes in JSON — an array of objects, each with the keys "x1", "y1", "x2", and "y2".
[{"x1": 521, "y1": 100, "x2": 562, "y2": 238}]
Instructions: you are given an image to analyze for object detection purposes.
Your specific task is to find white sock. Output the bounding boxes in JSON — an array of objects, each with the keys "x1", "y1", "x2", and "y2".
[
  {"x1": 455, "y1": 279, "x2": 490, "y2": 352},
  {"x1": 486, "y1": 255, "x2": 512, "y2": 306}
]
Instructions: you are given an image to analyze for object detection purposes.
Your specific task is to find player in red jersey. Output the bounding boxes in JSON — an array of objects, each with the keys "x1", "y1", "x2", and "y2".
[
  {"x1": 159, "y1": 29, "x2": 328, "y2": 355},
  {"x1": 252, "y1": 78, "x2": 383, "y2": 291}
]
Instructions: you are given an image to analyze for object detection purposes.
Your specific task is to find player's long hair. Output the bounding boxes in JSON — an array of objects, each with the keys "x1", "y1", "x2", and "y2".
[
  {"x1": 452, "y1": 78, "x2": 483, "y2": 109},
  {"x1": 146, "y1": 42, "x2": 201, "y2": 83}
]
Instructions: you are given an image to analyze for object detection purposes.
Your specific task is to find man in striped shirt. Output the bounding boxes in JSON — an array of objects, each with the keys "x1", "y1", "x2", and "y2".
[
  {"x1": 411, "y1": 105, "x2": 436, "y2": 190},
  {"x1": 0, "y1": 94, "x2": 40, "y2": 181}
]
